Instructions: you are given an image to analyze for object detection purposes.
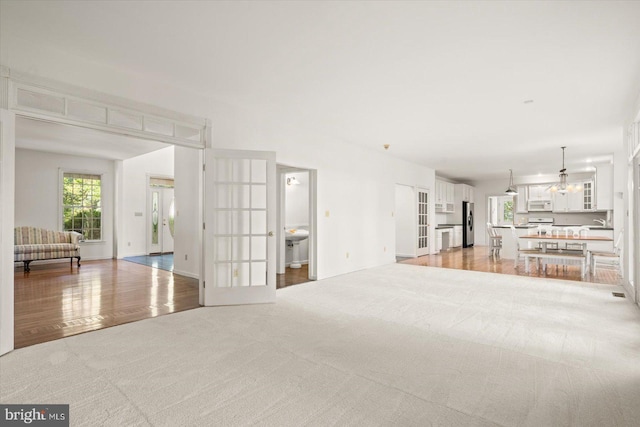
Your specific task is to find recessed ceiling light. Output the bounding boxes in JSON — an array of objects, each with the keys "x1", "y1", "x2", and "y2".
[
  {"x1": 524, "y1": 100, "x2": 534, "y2": 104},
  {"x1": 586, "y1": 158, "x2": 592, "y2": 163}
]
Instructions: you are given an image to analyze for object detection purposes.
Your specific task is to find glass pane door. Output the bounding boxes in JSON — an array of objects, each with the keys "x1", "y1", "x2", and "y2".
[
  {"x1": 417, "y1": 189, "x2": 429, "y2": 256},
  {"x1": 204, "y1": 149, "x2": 276, "y2": 306}
]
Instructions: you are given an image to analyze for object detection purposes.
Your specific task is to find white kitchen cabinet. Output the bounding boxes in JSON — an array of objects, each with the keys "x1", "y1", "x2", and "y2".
[
  {"x1": 551, "y1": 180, "x2": 593, "y2": 212},
  {"x1": 515, "y1": 186, "x2": 528, "y2": 213},
  {"x1": 582, "y1": 180, "x2": 594, "y2": 210},
  {"x1": 552, "y1": 191, "x2": 569, "y2": 212},
  {"x1": 446, "y1": 182, "x2": 455, "y2": 207},
  {"x1": 451, "y1": 225, "x2": 462, "y2": 248},
  {"x1": 435, "y1": 179, "x2": 455, "y2": 212},
  {"x1": 435, "y1": 180, "x2": 444, "y2": 204},
  {"x1": 528, "y1": 185, "x2": 551, "y2": 201},
  {"x1": 595, "y1": 163, "x2": 613, "y2": 210},
  {"x1": 455, "y1": 184, "x2": 474, "y2": 203}
]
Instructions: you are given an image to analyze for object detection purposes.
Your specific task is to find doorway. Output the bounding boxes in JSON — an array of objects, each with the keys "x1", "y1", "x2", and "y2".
[
  {"x1": 147, "y1": 177, "x2": 175, "y2": 255},
  {"x1": 276, "y1": 166, "x2": 317, "y2": 288}
]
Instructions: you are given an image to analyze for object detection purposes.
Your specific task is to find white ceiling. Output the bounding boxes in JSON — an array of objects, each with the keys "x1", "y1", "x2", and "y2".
[
  {"x1": 15, "y1": 117, "x2": 170, "y2": 161},
  {"x1": 2, "y1": 1, "x2": 640, "y2": 181}
]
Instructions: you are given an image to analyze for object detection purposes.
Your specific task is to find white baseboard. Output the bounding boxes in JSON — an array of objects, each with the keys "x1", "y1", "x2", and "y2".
[
  {"x1": 395, "y1": 253, "x2": 415, "y2": 258},
  {"x1": 173, "y1": 269, "x2": 199, "y2": 280},
  {"x1": 285, "y1": 260, "x2": 309, "y2": 267}
]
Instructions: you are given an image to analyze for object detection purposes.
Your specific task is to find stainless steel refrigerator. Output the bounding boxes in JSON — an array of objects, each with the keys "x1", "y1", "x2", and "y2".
[{"x1": 463, "y1": 201, "x2": 474, "y2": 248}]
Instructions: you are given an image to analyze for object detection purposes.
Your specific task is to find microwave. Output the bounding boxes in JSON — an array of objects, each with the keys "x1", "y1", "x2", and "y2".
[{"x1": 528, "y1": 200, "x2": 553, "y2": 211}]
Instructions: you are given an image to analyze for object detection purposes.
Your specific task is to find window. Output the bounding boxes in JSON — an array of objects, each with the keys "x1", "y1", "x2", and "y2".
[
  {"x1": 62, "y1": 173, "x2": 102, "y2": 240},
  {"x1": 503, "y1": 200, "x2": 514, "y2": 223}
]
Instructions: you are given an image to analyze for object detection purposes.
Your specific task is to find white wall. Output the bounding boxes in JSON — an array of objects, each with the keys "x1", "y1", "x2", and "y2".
[
  {"x1": 0, "y1": 109, "x2": 16, "y2": 355},
  {"x1": 285, "y1": 171, "x2": 309, "y2": 265},
  {"x1": 395, "y1": 184, "x2": 416, "y2": 257},
  {"x1": 14, "y1": 148, "x2": 115, "y2": 260},
  {"x1": 173, "y1": 146, "x2": 202, "y2": 279},
  {"x1": 1, "y1": 49, "x2": 436, "y2": 281},
  {"x1": 119, "y1": 146, "x2": 174, "y2": 257}
]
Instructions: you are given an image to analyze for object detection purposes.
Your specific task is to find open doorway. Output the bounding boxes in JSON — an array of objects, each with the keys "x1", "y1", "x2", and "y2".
[
  {"x1": 12, "y1": 118, "x2": 200, "y2": 348},
  {"x1": 276, "y1": 165, "x2": 317, "y2": 289}
]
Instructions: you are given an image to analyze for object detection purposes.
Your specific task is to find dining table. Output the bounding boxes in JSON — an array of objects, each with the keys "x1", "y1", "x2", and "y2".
[
  {"x1": 519, "y1": 234, "x2": 613, "y2": 255},
  {"x1": 519, "y1": 234, "x2": 613, "y2": 278}
]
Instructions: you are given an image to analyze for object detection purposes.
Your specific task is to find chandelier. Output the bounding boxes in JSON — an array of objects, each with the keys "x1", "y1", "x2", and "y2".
[{"x1": 549, "y1": 146, "x2": 581, "y2": 194}]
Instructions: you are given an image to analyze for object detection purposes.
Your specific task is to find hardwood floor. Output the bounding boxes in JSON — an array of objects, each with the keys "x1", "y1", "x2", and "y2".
[
  {"x1": 277, "y1": 264, "x2": 310, "y2": 289},
  {"x1": 399, "y1": 245, "x2": 623, "y2": 285},
  {"x1": 14, "y1": 259, "x2": 199, "y2": 349}
]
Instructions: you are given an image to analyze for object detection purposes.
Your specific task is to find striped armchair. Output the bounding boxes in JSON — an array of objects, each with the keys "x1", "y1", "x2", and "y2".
[{"x1": 14, "y1": 227, "x2": 82, "y2": 272}]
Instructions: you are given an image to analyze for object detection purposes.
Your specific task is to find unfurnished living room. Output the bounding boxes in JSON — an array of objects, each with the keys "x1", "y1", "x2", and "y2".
[{"x1": 1, "y1": 1, "x2": 640, "y2": 426}]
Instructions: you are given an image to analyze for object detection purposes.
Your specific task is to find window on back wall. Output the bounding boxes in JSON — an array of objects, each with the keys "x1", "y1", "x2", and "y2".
[{"x1": 62, "y1": 172, "x2": 102, "y2": 240}]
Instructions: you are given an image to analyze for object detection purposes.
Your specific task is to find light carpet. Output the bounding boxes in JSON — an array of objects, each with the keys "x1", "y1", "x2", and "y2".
[{"x1": 1, "y1": 264, "x2": 640, "y2": 426}]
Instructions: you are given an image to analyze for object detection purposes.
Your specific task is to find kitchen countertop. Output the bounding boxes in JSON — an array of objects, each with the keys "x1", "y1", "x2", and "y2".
[{"x1": 493, "y1": 224, "x2": 613, "y2": 230}]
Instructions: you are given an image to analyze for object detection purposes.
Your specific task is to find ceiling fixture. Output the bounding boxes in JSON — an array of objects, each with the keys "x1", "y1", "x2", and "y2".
[
  {"x1": 505, "y1": 169, "x2": 518, "y2": 195},
  {"x1": 549, "y1": 146, "x2": 581, "y2": 194},
  {"x1": 286, "y1": 176, "x2": 300, "y2": 186},
  {"x1": 383, "y1": 144, "x2": 390, "y2": 150}
]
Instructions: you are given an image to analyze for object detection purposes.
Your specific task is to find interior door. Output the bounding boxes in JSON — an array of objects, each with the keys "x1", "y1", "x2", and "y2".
[
  {"x1": 203, "y1": 149, "x2": 276, "y2": 306},
  {"x1": 417, "y1": 188, "x2": 430, "y2": 256},
  {"x1": 161, "y1": 188, "x2": 175, "y2": 253},
  {"x1": 149, "y1": 188, "x2": 162, "y2": 254}
]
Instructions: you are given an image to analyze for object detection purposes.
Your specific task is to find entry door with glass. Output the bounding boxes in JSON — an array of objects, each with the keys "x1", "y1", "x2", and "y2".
[
  {"x1": 148, "y1": 178, "x2": 175, "y2": 254},
  {"x1": 203, "y1": 149, "x2": 276, "y2": 306}
]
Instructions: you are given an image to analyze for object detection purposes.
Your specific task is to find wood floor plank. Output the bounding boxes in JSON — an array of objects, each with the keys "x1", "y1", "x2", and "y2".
[
  {"x1": 277, "y1": 264, "x2": 310, "y2": 289},
  {"x1": 14, "y1": 259, "x2": 200, "y2": 349},
  {"x1": 399, "y1": 245, "x2": 623, "y2": 285}
]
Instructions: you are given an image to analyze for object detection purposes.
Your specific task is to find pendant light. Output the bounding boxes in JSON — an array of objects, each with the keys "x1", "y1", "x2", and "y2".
[
  {"x1": 549, "y1": 146, "x2": 581, "y2": 193},
  {"x1": 505, "y1": 169, "x2": 518, "y2": 195}
]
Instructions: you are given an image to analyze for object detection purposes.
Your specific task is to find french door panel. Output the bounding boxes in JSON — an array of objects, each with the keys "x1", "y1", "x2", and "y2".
[
  {"x1": 203, "y1": 149, "x2": 276, "y2": 306},
  {"x1": 417, "y1": 188, "x2": 430, "y2": 256}
]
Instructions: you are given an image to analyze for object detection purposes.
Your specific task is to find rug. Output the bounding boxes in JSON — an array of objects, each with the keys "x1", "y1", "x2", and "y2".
[{"x1": 123, "y1": 254, "x2": 174, "y2": 272}]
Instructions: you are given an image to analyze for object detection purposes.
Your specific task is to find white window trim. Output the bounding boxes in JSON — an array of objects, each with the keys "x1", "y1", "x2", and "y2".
[{"x1": 59, "y1": 168, "x2": 105, "y2": 242}]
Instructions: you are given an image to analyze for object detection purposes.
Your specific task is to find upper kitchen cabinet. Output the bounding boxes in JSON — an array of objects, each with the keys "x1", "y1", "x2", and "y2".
[
  {"x1": 595, "y1": 163, "x2": 613, "y2": 210},
  {"x1": 528, "y1": 185, "x2": 551, "y2": 201},
  {"x1": 455, "y1": 184, "x2": 474, "y2": 203},
  {"x1": 435, "y1": 179, "x2": 455, "y2": 213},
  {"x1": 515, "y1": 186, "x2": 528, "y2": 213},
  {"x1": 552, "y1": 180, "x2": 593, "y2": 212}
]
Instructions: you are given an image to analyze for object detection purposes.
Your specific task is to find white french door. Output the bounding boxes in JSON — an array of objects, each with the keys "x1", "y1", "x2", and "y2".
[
  {"x1": 203, "y1": 149, "x2": 276, "y2": 306},
  {"x1": 417, "y1": 188, "x2": 430, "y2": 256}
]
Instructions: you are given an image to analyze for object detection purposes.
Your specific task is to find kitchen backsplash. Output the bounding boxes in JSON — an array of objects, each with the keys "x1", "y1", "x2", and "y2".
[{"x1": 514, "y1": 211, "x2": 608, "y2": 226}]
